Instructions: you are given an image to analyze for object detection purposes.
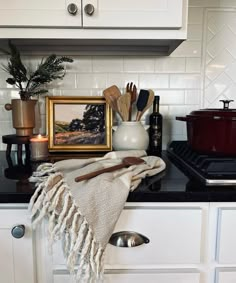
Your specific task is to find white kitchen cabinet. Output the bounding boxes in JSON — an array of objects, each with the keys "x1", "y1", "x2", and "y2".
[
  {"x1": 0, "y1": 205, "x2": 35, "y2": 283},
  {"x1": 215, "y1": 207, "x2": 236, "y2": 263},
  {"x1": 83, "y1": 0, "x2": 183, "y2": 29},
  {"x1": 3, "y1": 202, "x2": 236, "y2": 283},
  {"x1": 53, "y1": 270, "x2": 201, "y2": 283},
  {"x1": 0, "y1": 0, "x2": 82, "y2": 27},
  {"x1": 47, "y1": 203, "x2": 206, "y2": 283},
  {"x1": 216, "y1": 268, "x2": 236, "y2": 283},
  {"x1": 0, "y1": 0, "x2": 188, "y2": 55},
  {"x1": 0, "y1": 0, "x2": 183, "y2": 29}
]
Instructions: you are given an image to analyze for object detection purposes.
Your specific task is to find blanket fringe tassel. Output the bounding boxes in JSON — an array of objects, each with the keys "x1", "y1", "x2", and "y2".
[{"x1": 29, "y1": 166, "x2": 104, "y2": 283}]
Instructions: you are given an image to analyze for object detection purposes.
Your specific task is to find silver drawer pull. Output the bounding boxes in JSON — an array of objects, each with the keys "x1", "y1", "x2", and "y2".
[{"x1": 109, "y1": 231, "x2": 150, "y2": 248}]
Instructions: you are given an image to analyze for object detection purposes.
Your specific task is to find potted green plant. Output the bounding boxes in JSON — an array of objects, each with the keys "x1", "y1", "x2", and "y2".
[{"x1": 1, "y1": 41, "x2": 73, "y2": 136}]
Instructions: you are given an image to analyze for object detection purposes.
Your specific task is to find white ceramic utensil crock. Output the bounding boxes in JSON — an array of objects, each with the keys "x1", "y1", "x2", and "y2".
[{"x1": 112, "y1": 121, "x2": 149, "y2": 150}]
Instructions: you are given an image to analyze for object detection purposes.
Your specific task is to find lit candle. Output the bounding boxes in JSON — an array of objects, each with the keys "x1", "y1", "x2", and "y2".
[{"x1": 30, "y1": 134, "x2": 48, "y2": 161}]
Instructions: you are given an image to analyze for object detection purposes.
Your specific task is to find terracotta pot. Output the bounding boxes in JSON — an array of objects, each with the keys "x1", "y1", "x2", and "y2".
[
  {"x1": 176, "y1": 100, "x2": 236, "y2": 156},
  {"x1": 5, "y1": 99, "x2": 37, "y2": 136}
]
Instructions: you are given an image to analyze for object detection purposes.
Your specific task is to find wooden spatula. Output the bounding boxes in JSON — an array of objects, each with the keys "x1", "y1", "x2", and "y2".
[
  {"x1": 136, "y1": 89, "x2": 150, "y2": 121},
  {"x1": 138, "y1": 89, "x2": 155, "y2": 120},
  {"x1": 117, "y1": 93, "x2": 131, "y2": 121},
  {"x1": 103, "y1": 85, "x2": 122, "y2": 116}
]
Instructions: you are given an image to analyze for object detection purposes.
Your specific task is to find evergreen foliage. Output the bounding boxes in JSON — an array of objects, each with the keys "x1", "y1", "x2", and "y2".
[{"x1": 1, "y1": 41, "x2": 73, "y2": 100}]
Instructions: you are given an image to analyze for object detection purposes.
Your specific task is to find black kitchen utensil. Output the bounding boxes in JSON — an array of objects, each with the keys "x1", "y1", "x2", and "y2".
[{"x1": 136, "y1": 89, "x2": 150, "y2": 121}]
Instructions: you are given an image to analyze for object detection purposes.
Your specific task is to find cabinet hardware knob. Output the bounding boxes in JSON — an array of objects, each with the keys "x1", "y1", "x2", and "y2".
[
  {"x1": 109, "y1": 231, "x2": 150, "y2": 248},
  {"x1": 67, "y1": 3, "x2": 78, "y2": 15},
  {"x1": 11, "y1": 225, "x2": 25, "y2": 239},
  {"x1": 84, "y1": 4, "x2": 95, "y2": 16}
]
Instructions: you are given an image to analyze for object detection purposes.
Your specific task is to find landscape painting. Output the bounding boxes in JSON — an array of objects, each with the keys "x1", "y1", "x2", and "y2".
[{"x1": 46, "y1": 97, "x2": 112, "y2": 152}]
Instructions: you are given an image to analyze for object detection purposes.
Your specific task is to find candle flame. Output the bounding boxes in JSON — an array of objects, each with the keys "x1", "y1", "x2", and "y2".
[{"x1": 37, "y1": 134, "x2": 42, "y2": 139}]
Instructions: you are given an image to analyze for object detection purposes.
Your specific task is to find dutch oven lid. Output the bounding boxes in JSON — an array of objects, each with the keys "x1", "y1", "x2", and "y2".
[{"x1": 188, "y1": 100, "x2": 236, "y2": 118}]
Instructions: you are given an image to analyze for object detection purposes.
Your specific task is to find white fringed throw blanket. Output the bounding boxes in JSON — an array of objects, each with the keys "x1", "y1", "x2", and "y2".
[{"x1": 28, "y1": 150, "x2": 166, "y2": 282}]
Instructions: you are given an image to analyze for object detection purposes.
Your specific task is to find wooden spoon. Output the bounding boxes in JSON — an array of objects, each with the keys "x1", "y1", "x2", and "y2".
[
  {"x1": 74, "y1": 156, "x2": 145, "y2": 182},
  {"x1": 138, "y1": 89, "x2": 155, "y2": 120},
  {"x1": 117, "y1": 92, "x2": 131, "y2": 121}
]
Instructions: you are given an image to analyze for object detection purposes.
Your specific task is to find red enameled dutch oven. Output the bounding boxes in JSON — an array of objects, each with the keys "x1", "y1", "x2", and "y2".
[{"x1": 176, "y1": 100, "x2": 236, "y2": 156}]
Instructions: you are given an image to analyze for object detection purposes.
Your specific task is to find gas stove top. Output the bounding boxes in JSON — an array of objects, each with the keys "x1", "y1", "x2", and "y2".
[{"x1": 167, "y1": 141, "x2": 236, "y2": 186}]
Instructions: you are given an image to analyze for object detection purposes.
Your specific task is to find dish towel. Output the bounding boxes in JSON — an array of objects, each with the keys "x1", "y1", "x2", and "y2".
[{"x1": 28, "y1": 150, "x2": 166, "y2": 282}]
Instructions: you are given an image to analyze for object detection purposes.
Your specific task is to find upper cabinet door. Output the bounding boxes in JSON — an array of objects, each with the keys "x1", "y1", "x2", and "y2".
[
  {"x1": 83, "y1": 0, "x2": 183, "y2": 29},
  {"x1": 0, "y1": 0, "x2": 82, "y2": 27}
]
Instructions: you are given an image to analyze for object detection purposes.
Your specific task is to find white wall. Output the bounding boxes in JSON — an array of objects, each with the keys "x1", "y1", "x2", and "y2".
[{"x1": 0, "y1": 0, "x2": 236, "y2": 151}]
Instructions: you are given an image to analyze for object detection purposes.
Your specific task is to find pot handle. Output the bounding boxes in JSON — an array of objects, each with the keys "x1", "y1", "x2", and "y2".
[{"x1": 176, "y1": 116, "x2": 188, "y2": 122}]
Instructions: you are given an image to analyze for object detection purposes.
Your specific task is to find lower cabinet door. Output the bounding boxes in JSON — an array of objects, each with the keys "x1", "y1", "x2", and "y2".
[
  {"x1": 53, "y1": 270, "x2": 201, "y2": 283},
  {"x1": 216, "y1": 268, "x2": 236, "y2": 283},
  {"x1": 216, "y1": 208, "x2": 236, "y2": 263},
  {"x1": 0, "y1": 208, "x2": 35, "y2": 283}
]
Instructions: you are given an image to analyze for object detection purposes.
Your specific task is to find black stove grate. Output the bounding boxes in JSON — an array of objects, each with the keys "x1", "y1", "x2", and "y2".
[{"x1": 167, "y1": 141, "x2": 236, "y2": 186}]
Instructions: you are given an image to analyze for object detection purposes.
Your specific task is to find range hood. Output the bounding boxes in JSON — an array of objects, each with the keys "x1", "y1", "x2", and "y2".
[{"x1": 0, "y1": 38, "x2": 185, "y2": 56}]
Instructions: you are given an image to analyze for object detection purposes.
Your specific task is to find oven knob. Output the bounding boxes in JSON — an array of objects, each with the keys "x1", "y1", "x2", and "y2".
[{"x1": 11, "y1": 225, "x2": 25, "y2": 239}]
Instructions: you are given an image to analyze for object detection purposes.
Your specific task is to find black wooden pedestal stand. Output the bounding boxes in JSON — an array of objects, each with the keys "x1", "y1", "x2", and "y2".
[{"x1": 2, "y1": 135, "x2": 31, "y2": 166}]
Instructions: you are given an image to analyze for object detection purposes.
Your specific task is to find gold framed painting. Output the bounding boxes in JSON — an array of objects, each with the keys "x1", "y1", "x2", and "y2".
[{"x1": 46, "y1": 96, "x2": 112, "y2": 152}]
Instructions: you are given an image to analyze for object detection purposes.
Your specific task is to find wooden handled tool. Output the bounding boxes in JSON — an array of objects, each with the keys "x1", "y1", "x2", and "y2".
[
  {"x1": 138, "y1": 89, "x2": 155, "y2": 120},
  {"x1": 103, "y1": 85, "x2": 122, "y2": 117},
  {"x1": 117, "y1": 92, "x2": 131, "y2": 121},
  {"x1": 126, "y1": 82, "x2": 137, "y2": 121},
  {"x1": 136, "y1": 89, "x2": 150, "y2": 121},
  {"x1": 75, "y1": 156, "x2": 145, "y2": 182}
]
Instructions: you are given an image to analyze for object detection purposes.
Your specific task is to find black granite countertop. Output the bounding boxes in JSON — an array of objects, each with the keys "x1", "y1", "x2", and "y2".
[{"x1": 1, "y1": 151, "x2": 236, "y2": 204}]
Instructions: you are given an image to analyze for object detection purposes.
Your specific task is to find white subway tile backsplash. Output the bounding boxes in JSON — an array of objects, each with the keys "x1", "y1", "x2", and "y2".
[
  {"x1": 188, "y1": 8, "x2": 204, "y2": 24},
  {"x1": 139, "y1": 74, "x2": 169, "y2": 89},
  {"x1": 219, "y1": 0, "x2": 236, "y2": 7},
  {"x1": 171, "y1": 41, "x2": 202, "y2": 58},
  {"x1": 0, "y1": 121, "x2": 14, "y2": 136},
  {"x1": 170, "y1": 74, "x2": 201, "y2": 89},
  {"x1": 225, "y1": 61, "x2": 236, "y2": 83},
  {"x1": 168, "y1": 105, "x2": 189, "y2": 119},
  {"x1": 205, "y1": 72, "x2": 232, "y2": 104},
  {"x1": 156, "y1": 90, "x2": 185, "y2": 105},
  {"x1": 0, "y1": 89, "x2": 20, "y2": 103},
  {"x1": 76, "y1": 73, "x2": 107, "y2": 89},
  {"x1": 67, "y1": 56, "x2": 92, "y2": 73},
  {"x1": 61, "y1": 89, "x2": 93, "y2": 96},
  {"x1": 123, "y1": 57, "x2": 155, "y2": 73},
  {"x1": 155, "y1": 58, "x2": 185, "y2": 73},
  {"x1": 93, "y1": 57, "x2": 123, "y2": 72},
  {"x1": 185, "y1": 90, "x2": 201, "y2": 105},
  {"x1": 0, "y1": 106, "x2": 11, "y2": 121},
  {"x1": 107, "y1": 73, "x2": 138, "y2": 89},
  {"x1": 189, "y1": 0, "x2": 220, "y2": 7},
  {"x1": 0, "y1": 72, "x2": 12, "y2": 88},
  {"x1": 49, "y1": 73, "x2": 77, "y2": 89},
  {"x1": 186, "y1": 58, "x2": 201, "y2": 73},
  {"x1": 187, "y1": 24, "x2": 203, "y2": 40}
]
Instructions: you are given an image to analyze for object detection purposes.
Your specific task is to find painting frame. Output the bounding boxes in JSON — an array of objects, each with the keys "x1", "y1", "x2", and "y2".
[{"x1": 46, "y1": 96, "x2": 112, "y2": 152}]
